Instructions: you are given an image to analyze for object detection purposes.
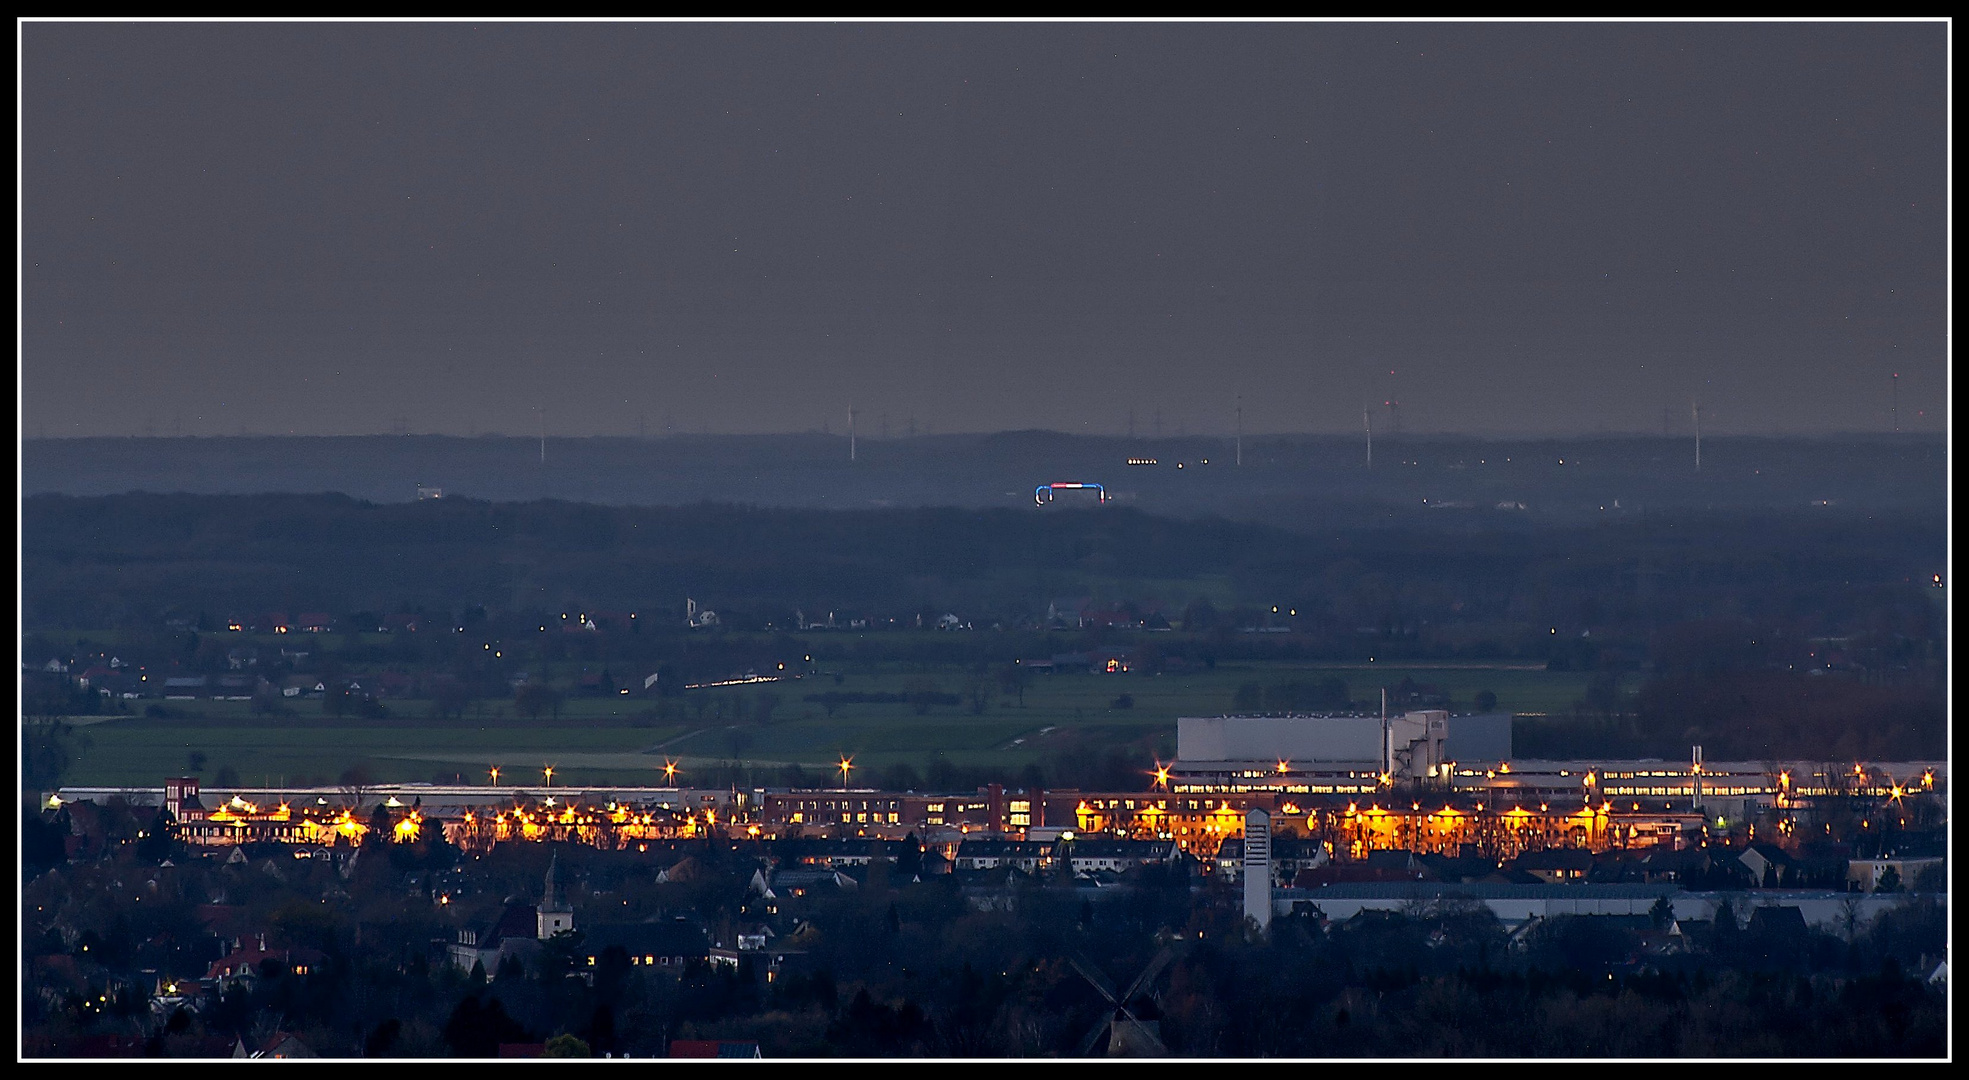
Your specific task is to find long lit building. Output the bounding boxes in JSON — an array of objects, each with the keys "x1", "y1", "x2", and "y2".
[{"x1": 49, "y1": 753, "x2": 1942, "y2": 864}]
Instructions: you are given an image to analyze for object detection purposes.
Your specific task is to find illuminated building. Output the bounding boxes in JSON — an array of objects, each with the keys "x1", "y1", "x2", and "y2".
[{"x1": 50, "y1": 756, "x2": 1945, "y2": 870}]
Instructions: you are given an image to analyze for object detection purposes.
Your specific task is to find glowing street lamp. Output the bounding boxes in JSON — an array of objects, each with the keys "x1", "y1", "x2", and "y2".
[
  {"x1": 489, "y1": 767, "x2": 500, "y2": 787},
  {"x1": 1151, "y1": 763, "x2": 1171, "y2": 790},
  {"x1": 662, "y1": 760, "x2": 679, "y2": 784},
  {"x1": 1276, "y1": 759, "x2": 1291, "y2": 776},
  {"x1": 837, "y1": 756, "x2": 854, "y2": 788},
  {"x1": 543, "y1": 766, "x2": 555, "y2": 787}
]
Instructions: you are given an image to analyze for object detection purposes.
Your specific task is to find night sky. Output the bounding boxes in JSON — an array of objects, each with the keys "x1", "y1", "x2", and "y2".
[{"x1": 22, "y1": 21, "x2": 1947, "y2": 438}]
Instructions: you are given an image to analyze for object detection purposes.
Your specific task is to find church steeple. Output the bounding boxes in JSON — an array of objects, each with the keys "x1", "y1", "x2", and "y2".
[{"x1": 537, "y1": 851, "x2": 573, "y2": 939}]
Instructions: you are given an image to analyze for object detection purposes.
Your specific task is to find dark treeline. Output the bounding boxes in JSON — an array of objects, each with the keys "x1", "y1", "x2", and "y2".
[
  {"x1": 22, "y1": 493, "x2": 1942, "y2": 648},
  {"x1": 23, "y1": 433, "x2": 1948, "y2": 522}
]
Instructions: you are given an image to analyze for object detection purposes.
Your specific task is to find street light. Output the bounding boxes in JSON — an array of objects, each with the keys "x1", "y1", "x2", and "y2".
[
  {"x1": 543, "y1": 766, "x2": 554, "y2": 787},
  {"x1": 662, "y1": 760, "x2": 679, "y2": 784},
  {"x1": 837, "y1": 756, "x2": 854, "y2": 788},
  {"x1": 489, "y1": 767, "x2": 499, "y2": 787}
]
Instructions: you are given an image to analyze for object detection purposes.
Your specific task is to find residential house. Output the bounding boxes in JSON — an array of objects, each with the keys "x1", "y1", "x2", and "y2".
[
  {"x1": 580, "y1": 920, "x2": 711, "y2": 975},
  {"x1": 748, "y1": 867, "x2": 858, "y2": 899},
  {"x1": 206, "y1": 934, "x2": 324, "y2": 990},
  {"x1": 952, "y1": 838, "x2": 1054, "y2": 873},
  {"x1": 448, "y1": 903, "x2": 547, "y2": 978},
  {"x1": 1641, "y1": 847, "x2": 1711, "y2": 884},
  {"x1": 1738, "y1": 843, "x2": 1797, "y2": 887},
  {"x1": 1848, "y1": 856, "x2": 1946, "y2": 893},
  {"x1": 1510, "y1": 848, "x2": 1595, "y2": 884},
  {"x1": 1062, "y1": 838, "x2": 1179, "y2": 877}
]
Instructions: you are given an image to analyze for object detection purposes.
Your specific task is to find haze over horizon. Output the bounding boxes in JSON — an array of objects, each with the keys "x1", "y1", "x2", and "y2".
[{"x1": 23, "y1": 21, "x2": 1947, "y2": 439}]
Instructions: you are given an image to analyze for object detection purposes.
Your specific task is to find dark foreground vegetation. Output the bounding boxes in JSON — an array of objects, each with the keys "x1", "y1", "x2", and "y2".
[{"x1": 22, "y1": 829, "x2": 1948, "y2": 1058}]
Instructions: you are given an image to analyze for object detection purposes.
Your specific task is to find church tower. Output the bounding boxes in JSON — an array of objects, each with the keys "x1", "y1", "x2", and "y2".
[{"x1": 537, "y1": 852, "x2": 574, "y2": 939}]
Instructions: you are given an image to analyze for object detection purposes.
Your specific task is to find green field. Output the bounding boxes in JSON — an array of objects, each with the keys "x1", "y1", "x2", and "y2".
[{"x1": 54, "y1": 662, "x2": 1604, "y2": 788}]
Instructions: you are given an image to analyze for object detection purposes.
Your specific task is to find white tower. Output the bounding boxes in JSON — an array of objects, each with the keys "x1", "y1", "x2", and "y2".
[
  {"x1": 537, "y1": 852, "x2": 574, "y2": 939},
  {"x1": 1242, "y1": 808, "x2": 1272, "y2": 933}
]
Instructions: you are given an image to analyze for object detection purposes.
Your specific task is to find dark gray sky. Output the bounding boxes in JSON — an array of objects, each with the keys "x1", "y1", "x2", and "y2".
[{"x1": 22, "y1": 21, "x2": 1947, "y2": 438}]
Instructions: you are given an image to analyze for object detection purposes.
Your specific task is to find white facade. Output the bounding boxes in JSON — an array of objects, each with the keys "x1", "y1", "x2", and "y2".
[
  {"x1": 1177, "y1": 710, "x2": 1449, "y2": 781},
  {"x1": 1243, "y1": 809, "x2": 1272, "y2": 932}
]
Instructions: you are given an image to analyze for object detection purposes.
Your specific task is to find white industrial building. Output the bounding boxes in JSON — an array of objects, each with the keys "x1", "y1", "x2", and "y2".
[{"x1": 1174, "y1": 710, "x2": 1495, "y2": 787}]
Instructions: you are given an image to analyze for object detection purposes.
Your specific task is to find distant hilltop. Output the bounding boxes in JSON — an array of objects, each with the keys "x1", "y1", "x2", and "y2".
[{"x1": 20, "y1": 432, "x2": 1945, "y2": 524}]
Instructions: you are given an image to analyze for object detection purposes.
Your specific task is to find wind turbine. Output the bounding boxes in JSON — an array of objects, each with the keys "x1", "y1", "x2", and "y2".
[
  {"x1": 1692, "y1": 399, "x2": 1701, "y2": 472},
  {"x1": 1234, "y1": 395, "x2": 1243, "y2": 467}
]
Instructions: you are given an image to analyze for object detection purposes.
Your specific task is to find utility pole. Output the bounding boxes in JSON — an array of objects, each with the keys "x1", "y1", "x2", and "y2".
[
  {"x1": 848, "y1": 403, "x2": 857, "y2": 462},
  {"x1": 1363, "y1": 407, "x2": 1373, "y2": 469},
  {"x1": 1692, "y1": 400, "x2": 1701, "y2": 472},
  {"x1": 1892, "y1": 373, "x2": 1900, "y2": 432},
  {"x1": 1235, "y1": 396, "x2": 1243, "y2": 466}
]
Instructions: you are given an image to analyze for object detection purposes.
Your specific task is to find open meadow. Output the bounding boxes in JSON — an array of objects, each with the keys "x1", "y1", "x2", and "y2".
[{"x1": 55, "y1": 659, "x2": 1599, "y2": 789}]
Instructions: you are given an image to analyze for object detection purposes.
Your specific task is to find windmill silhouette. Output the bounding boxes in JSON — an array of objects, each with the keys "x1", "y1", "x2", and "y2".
[{"x1": 1070, "y1": 946, "x2": 1180, "y2": 1057}]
